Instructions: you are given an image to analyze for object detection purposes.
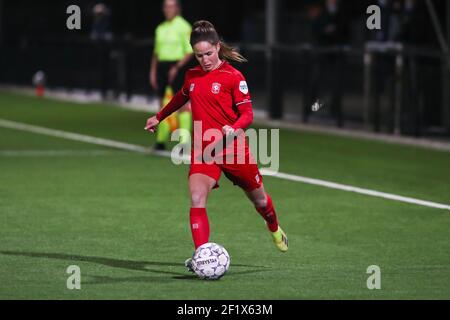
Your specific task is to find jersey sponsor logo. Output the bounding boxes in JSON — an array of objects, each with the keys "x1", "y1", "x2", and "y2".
[
  {"x1": 211, "y1": 82, "x2": 221, "y2": 94},
  {"x1": 190, "y1": 83, "x2": 195, "y2": 92},
  {"x1": 239, "y1": 81, "x2": 248, "y2": 94}
]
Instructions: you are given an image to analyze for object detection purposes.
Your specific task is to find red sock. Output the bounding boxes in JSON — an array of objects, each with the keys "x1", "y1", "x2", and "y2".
[
  {"x1": 190, "y1": 207, "x2": 210, "y2": 249},
  {"x1": 256, "y1": 193, "x2": 279, "y2": 232}
]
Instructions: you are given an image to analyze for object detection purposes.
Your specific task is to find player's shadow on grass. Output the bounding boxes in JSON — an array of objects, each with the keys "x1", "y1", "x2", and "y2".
[{"x1": 0, "y1": 250, "x2": 270, "y2": 283}]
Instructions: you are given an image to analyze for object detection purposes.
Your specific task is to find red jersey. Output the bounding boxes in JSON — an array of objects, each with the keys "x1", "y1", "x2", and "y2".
[
  {"x1": 181, "y1": 61, "x2": 252, "y2": 132},
  {"x1": 155, "y1": 61, "x2": 262, "y2": 189},
  {"x1": 156, "y1": 60, "x2": 254, "y2": 162}
]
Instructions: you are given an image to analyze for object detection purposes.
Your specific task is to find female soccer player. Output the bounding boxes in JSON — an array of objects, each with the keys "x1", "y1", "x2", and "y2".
[{"x1": 145, "y1": 20, "x2": 288, "y2": 271}]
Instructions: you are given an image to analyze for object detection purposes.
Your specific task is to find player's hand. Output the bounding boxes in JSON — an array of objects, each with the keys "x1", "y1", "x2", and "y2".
[
  {"x1": 144, "y1": 116, "x2": 159, "y2": 133},
  {"x1": 168, "y1": 66, "x2": 179, "y2": 85},
  {"x1": 222, "y1": 125, "x2": 235, "y2": 137}
]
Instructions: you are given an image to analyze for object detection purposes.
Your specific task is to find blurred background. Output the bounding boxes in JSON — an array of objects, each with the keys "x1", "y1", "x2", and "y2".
[{"x1": 0, "y1": 0, "x2": 449, "y2": 139}]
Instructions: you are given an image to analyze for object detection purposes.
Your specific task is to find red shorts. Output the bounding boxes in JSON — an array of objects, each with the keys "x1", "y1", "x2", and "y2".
[{"x1": 189, "y1": 161, "x2": 263, "y2": 192}]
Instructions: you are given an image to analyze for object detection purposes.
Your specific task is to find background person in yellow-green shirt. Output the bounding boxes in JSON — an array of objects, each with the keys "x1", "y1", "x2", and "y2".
[{"x1": 150, "y1": 0, "x2": 193, "y2": 151}]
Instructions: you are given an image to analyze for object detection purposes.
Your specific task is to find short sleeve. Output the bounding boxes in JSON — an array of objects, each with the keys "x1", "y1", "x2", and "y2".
[
  {"x1": 153, "y1": 27, "x2": 160, "y2": 57},
  {"x1": 182, "y1": 25, "x2": 193, "y2": 55},
  {"x1": 232, "y1": 72, "x2": 252, "y2": 107}
]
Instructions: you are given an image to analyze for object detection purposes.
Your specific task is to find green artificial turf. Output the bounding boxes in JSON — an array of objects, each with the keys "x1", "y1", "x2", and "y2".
[{"x1": 0, "y1": 92, "x2": 449, "y2": 299}]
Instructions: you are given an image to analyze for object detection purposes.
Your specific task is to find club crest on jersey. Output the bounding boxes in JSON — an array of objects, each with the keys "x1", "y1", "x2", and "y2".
[
  {"x1": 239, "y1": 81, "x2": 248, "y2": 94},
  {"x1": 211, "y1": 82, "x2": 221, "y2": 94},
  {"x1": 190, "y1": 83, "x2": 195, "y2": 92}
]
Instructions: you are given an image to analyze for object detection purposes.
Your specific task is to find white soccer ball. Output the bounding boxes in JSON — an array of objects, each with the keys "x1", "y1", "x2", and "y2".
[{"x1": 192, "y1": 242, "x2": 230, "y2": 280}]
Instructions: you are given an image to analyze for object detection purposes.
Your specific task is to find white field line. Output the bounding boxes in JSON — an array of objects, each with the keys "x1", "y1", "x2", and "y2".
[
  {"x1": 1, "y1": 118, "x2": 449, "y2": 211},
  {"x1": 0, "y1": 119, "x2": 151, "y2": 154},
  {"x1": 259, "y1": 169, "x2": 450, "y2": 210},
  {"x1": 2, "y1": 85, "x2": 450, "y2": 152}
]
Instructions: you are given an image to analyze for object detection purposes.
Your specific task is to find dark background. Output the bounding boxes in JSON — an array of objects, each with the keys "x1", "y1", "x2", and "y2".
[
  {"x1": 0, "y1": 0, "x2": 444, "y2": 45},
  {"x1": 0, "y1": 0, "x2": 449, "y2": 138}
]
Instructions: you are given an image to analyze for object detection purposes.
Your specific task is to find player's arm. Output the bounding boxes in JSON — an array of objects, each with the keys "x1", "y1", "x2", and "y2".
[
  {"x1": 145, "y1": 89, "x2": 189, "y2": 133},
  {"x1": 223, "y1": 101, "x2": 253, "y2": 136},
  {"x1": 231, "y1": 102, "x2": 253, "y2": 131},
  {"x1": 145, "y1": 70, "x2": 192, "y2": 133},
  {"x1": 156, "y1": 89, "x2": 189, "y2": 121},
  {"x1": 223, "y1": 75, "x2": 253, "y2": 136}
]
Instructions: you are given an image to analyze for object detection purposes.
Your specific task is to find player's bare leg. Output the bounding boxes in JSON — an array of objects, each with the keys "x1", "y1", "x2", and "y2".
[
  {"x1": 189, "y1": 173, "x2": 215, "y2": 208},
  {"x1": 245, "y1": 184, "x2": 268, "y2": 207},
  {"x1": 245, "y1": 185, "x2": 288, "y2": 252}
]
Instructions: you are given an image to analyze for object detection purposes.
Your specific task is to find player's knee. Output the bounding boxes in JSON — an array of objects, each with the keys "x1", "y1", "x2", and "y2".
[
  {"x1": 191, "y1": 190, "x2": 207, "y2": 207},
  {"x1": 254, "y1": 196, "x2": 268, "y2": 208}
]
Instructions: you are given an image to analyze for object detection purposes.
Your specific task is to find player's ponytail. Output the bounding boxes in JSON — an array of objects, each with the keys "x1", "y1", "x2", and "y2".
[
  {"x1": 218, "y1": 42, "x2": 247, "y2": 63},
  {"x1": 190, "y1": 20, "x2": 247, "y2": 63}
]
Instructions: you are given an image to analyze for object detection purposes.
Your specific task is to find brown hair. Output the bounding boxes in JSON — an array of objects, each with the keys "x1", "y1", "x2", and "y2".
[{"x1": 190, "y1": 20, "x2": 247, "y2": 63}]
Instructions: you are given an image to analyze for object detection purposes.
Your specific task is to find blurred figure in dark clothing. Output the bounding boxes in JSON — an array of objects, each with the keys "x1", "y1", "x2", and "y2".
[
  {"x1": 310, "y1": 0, "x2": 348, "y2": 46},
  {"x1": 90, "y1": 3, "x2": 113, "y2": 42},
  {"x1": 90, "y1": 3, "x2": 114, "y2": 100},
  {"x1": 307, "y1": 0, "x2": 347, "y2": 126},
  {"x1": 398, "y1": 0, "x2": 427, "y2": 45},
  {"x1": 367, "y1": 0, "x2": 403, "y2": 43},
  {"x1": 365, "y1": 0, "x2": 430, "y2": 134}
]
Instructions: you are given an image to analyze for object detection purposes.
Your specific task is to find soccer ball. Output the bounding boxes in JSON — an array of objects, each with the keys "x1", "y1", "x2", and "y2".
[{"x1": 192, "y1": 242, "x2": 230, "y2": 280}]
